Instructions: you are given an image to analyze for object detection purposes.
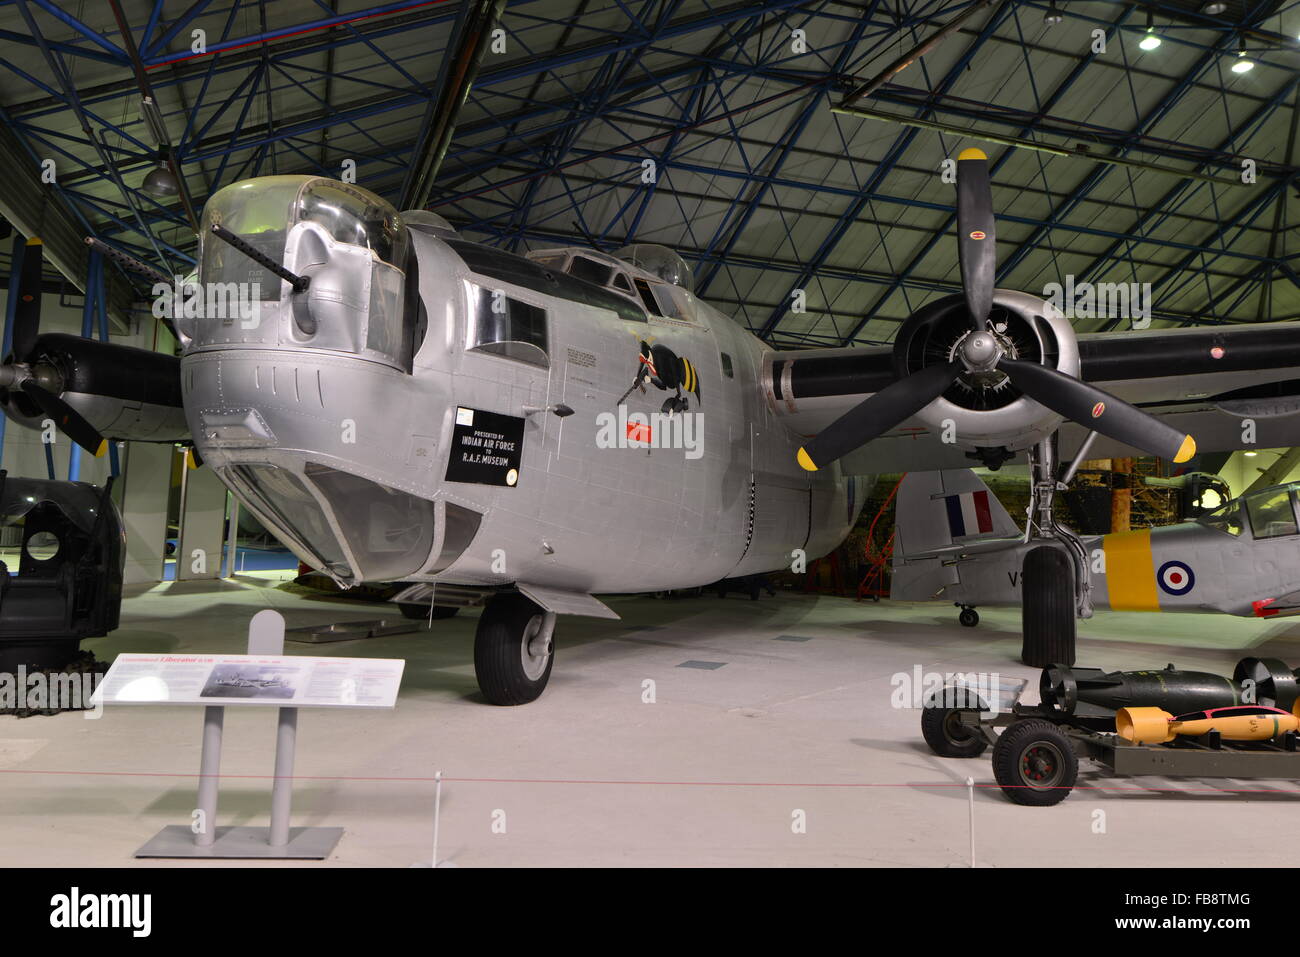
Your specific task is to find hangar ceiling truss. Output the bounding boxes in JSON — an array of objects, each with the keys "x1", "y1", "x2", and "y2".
[{"x1": 0, "y1": 0, "x2": 1297, "y2": 344}]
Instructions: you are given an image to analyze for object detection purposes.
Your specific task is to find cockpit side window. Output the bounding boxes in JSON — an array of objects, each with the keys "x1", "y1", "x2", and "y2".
[
  {"x1": 466, "y1": 283, "x2": 548, "y2": 367},
  {"x1": 652, "y1": 284, "x2": 694, "y2": 321},
  {"x1": 1245, "y1": 489, "x2": 1299, "y2": 539},
  {"x1": 633, "y1": 277, "x2": 661, "y2": 316},
  {"x1": 567, "y1": 256, "x2": 613, "y2": 287}
]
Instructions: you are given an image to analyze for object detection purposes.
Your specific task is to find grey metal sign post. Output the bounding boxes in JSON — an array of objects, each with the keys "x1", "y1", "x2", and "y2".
[{"x1": 89, "y1": 610, "x2": 405, "y2": 860}]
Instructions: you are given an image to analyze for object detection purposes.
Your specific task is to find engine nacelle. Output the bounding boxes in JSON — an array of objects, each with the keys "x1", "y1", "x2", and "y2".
[
  {"x1": 0, "y1": 334, "x2": 188, "y2": 443},
  {"x1": 892, "y1": 289, "x2": 1078, "y2": 459}
]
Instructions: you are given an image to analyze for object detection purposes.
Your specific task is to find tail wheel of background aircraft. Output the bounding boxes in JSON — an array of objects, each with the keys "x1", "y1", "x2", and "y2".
[
  {"x1": 396, "y1": 602, "x2": 459, "y2": 621},
  {"x1": 1021, "y1": 545, "x2": 1076, "y2": 668},
  {"x1": 958, "y1": 606, "x2": 980, "y2": 628},
  {"x1": 474, "y1": 593, "x2": 554, "y2": 706},
  {"x1": 991, "y1": 719, "x2": 1078, "y2": 806}
]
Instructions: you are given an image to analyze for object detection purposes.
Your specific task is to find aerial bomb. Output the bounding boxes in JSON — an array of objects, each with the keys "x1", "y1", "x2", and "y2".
[
  {"x1": 1041, "y1": 663, "x2": 1243, "y2": 717},
  {"x1": 1117, "y1": 704, "x2": 1300, "y2": 745}
]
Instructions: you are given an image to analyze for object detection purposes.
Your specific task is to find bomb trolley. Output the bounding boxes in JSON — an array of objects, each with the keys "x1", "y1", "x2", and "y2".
[{"x1": 921, "y1": 666, "x2": 1300, "y2": 807}]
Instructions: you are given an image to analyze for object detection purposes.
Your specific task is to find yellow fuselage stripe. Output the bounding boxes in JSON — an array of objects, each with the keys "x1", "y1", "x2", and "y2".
[{"x1": 1102, "y1": 529, "x2": 1160, "y2": 612}]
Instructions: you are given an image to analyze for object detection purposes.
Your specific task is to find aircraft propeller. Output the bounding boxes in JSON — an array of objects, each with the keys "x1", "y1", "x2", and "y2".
[
  {"x1": 0, "y1": 241, "x2": 108, "y2": 456},
  {"x1": 796, "y1": 148, "x2": 1196, "y2": 472}
]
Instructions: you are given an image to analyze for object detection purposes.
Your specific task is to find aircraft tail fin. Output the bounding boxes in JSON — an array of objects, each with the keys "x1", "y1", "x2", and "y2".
[{"x1": 894, "y1": 469, "x2": 1021, "y2": 560}]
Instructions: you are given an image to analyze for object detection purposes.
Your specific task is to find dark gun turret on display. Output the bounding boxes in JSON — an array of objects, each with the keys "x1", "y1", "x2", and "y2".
[{"x1": 0, "y1": 472, "x2": 124, "y2": 673}]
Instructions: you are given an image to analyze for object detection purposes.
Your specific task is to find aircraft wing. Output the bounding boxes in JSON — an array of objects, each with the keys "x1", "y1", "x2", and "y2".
[{"x1": 764, "y1": 321, "x2": 1300, "y2": 473}]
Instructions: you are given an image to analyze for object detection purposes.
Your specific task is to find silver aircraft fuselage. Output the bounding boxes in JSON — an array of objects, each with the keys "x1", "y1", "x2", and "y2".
[{"x1": 179, "y1": 176, "x2": 862, "y2": 596}]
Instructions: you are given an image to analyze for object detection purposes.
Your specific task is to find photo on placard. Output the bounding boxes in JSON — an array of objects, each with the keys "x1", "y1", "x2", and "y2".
[{"x1": 200, "y1": 663, "x2": 298, "y2": 700}]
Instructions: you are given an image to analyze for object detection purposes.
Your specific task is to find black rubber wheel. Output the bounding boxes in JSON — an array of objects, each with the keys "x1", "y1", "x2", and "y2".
[
  {"x1": 1021, "y1": 545, "x2": 1076, "y2": 667},
  {"x1": 397, "y1": 602, "x2": 459, "y2": 621},
  {"x1": 474, "y1": 593, "x2": 553, "y2": 706},
  {"x1": 920, "y1": 688, "x2": 989, "y2": 758},
  {"x1": 991, "y1": 718, "x2": 1078, "y2": 806},
  {"x1": 959, "y1": 607, "x2": 979, "y2": 628}
]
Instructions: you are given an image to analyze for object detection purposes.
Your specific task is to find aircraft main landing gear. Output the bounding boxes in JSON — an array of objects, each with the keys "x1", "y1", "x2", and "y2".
[
  {"x1": 1020, "y1": 436, "x2": 1092, "y2": 668},
  {"x1": 957, "y1": 605, "x2": 979, "y2": 628},
  {"x1": 474, "y1": 593, "x2": 555, "y2": 705}
]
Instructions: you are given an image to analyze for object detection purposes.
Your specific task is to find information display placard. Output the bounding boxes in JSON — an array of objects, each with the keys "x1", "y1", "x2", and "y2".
[{"x1": 90, "y1": 653, "x2": 405, "y2": 709}]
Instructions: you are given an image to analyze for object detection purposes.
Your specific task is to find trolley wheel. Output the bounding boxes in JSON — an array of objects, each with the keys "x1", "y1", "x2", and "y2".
[
  {"x1": 991, "y1": 718, "x2": 1078, "y2": 806},
  {"x1": 958, "y1": 607, "x2": 979, "y2": 628},
  {"x1": 920, "y1": 688, "x2": 989, "y2": 758}
]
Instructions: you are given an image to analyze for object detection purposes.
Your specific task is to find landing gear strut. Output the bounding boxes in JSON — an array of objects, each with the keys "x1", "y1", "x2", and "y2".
[
  {"x1": 1020, "y1": 433, "x2": 1097, "y2": 668},
  {"x1": 474, "y1": 593, "x2": 555, "y2": 705}
]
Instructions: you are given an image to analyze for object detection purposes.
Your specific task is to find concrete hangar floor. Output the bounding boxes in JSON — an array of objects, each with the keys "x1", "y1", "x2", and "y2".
[{"x1": 3, "y1": 578, "x2": 1297, "y2": 868}]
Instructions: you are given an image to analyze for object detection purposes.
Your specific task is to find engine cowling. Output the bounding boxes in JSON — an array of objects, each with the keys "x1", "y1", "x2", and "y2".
[
  {"x1": 0, "y1": 334, "x2": 188, "y2": 443},
  {"x1": 892, "y1": 289, "x2": 1078, "y2": 456}
]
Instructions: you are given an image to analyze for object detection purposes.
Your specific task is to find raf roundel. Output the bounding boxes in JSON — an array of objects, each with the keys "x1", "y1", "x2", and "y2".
[{"x1": 1157, "y1": 560, "x2": 1196, "y2": 596}]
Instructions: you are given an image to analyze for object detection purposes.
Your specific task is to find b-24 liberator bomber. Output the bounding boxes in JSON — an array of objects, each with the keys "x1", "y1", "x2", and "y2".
[{"x1": 6, "y1": 154, "x2": 1300, "y2": 701}]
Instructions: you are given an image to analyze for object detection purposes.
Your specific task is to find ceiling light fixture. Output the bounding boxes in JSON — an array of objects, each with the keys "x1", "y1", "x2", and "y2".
[
  {"x1": 141, "y1": 156, "x2": 179, "y2": 198},
  {"x1": 1044, "y1": 3, "x2": 1064, "y2": 24},
  {"x1": 1200, "y1": 1, "x2": 1228, "y2": 14},
  {"x1": 1139, "y1": 10, "x2": 1161, "y2": 49},
  {"x1": 1231, "y1": 48, "x2": 1254, "y2": 72}
]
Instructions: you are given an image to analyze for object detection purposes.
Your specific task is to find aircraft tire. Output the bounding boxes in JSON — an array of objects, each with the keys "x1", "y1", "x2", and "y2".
[
  {"x1": 991, "y1": 718, "x2": 1077, "y2": 806},
  {"x1": 1020, "y1": 545, "x2": 1075, "y2": 668},
  {"x1": 474, "y1": 593, "x2": 553, "y2": 706},
  {"x1": 958, "y1": 607, "x2": 979, "y2": 627},
  {"x1": 397, "y1": 603, "x2": 459, "y2": 621}
]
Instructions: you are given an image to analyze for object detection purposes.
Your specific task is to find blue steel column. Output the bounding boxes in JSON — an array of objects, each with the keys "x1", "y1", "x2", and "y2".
[
  {"x1": 0, "y1": 235, "x2": 27, "y2": 470},
  {"x1": 68, "y1": 249, "x2": 102, "y2": 481}
]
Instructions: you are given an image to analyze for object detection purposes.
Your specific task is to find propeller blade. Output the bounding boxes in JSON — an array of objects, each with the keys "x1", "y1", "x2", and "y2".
[
  {"x1": 11, "y1": 239, "x2": 44, "y2": 361},
  {"x1": 997, "y1": 357, "x2": 1195, "y2": 463},
  {"x1": 797, "y1": 361, "x2": 961, "y2": 471},
  {"x1": 956, "y1": 148, "x2": 996, "y2": 331},
  {"x1": 20, "y1": 380, "x2": 107, "y2": 456}
]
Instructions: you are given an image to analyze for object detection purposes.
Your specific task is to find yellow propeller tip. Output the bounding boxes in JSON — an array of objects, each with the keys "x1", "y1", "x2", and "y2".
[
  {"x1": 25, "y1": 237, "x2": 42, "y2": 246},
  {"x1": 93, "y1": 440, "x2": 108, "y2": 458},
  {"x1": 958, "y1": 147, "x2": 987, "y2": 161},
  {"x1": 796, "y1": 447, "x2": 819, "y2": 472},
  {"x1": 1173, "y1": 435, "x2": 1196, "y2": 464},
  {"x1": 186, "y1": 449, "x2": 200, "y2": 469}
]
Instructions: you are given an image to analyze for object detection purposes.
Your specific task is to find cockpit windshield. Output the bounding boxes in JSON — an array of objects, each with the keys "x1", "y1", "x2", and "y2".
[
  {"x1": 1245, "y1": 488, "x2": 1299, "y2": 539},
  {"x1": 614, "y1": 244, "x2": 694, "y2": 292}
]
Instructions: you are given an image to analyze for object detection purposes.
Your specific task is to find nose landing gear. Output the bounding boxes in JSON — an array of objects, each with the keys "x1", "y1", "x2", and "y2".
[
  {"x1": 474, "y1": 592, "x2": 555, "y2": 705},
  {"x1": 957, "y1": 605, "x2": 980, "y2": 628}
]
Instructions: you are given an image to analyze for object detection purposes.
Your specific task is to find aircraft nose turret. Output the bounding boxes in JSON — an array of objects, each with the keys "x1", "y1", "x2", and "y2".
[{"x1": 178, "y1": 175, "x2": 460, "y2": 584}]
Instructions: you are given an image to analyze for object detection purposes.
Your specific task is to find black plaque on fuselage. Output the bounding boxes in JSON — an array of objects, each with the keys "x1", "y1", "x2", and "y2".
[{"x1": 445, "y1": 407, "x2": 525, "y2": 487}]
